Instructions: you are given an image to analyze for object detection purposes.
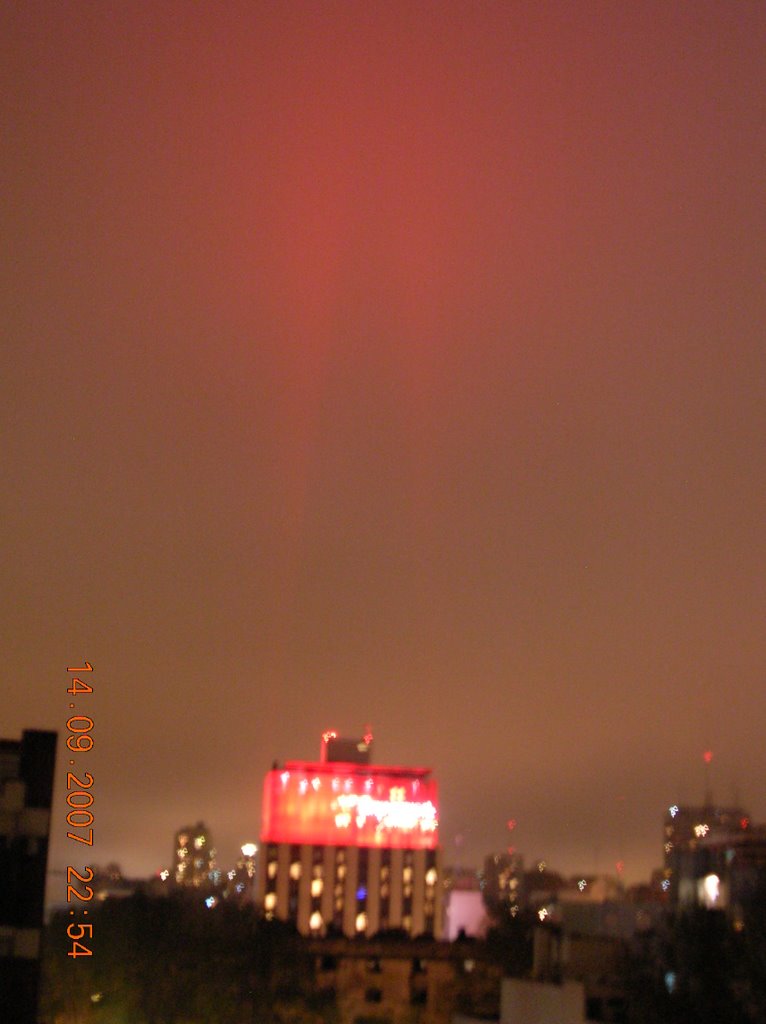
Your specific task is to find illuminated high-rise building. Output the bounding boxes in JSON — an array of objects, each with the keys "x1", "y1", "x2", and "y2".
[
  {"x1": 482, "y1": 851, "x2": 525, "y2": 920},
  {"x1": 173, "y1": 821, "x2": 218, "y2": 887},
  {"x1": 256, "y1": 731, "x2": 443, "y2": 938}
]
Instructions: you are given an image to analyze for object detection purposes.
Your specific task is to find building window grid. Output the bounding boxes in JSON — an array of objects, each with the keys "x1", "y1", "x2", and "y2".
[
  {"x1": 288, "y1": 843, "x2": 301, "y2": 916},
  {"x1": 332, "y1": 847, "x2": 346, "y2": 930},
  {"x1": 402, "y1": 850, "x2": 414, "y2": 919},
  {"x1": 310, "y1": 846, "x2": 324, "y2": 918},
  {"x1": 424, "y1": 850, "x2": 437, "y2": 931},
  {"x1": 379, "y1": 851, "x2": 391, "y2": 929},
  {"x1": 265, "y1": 844, "x2": 278, "y2": 894},
  {"x1": 356, "y1": 848, "x2": 369, "y2": 930}
]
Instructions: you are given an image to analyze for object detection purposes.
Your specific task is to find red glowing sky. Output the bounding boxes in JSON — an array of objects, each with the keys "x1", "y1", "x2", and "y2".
[{"x1": 4, "y1": 2, "x2": 765, "y2": 887}]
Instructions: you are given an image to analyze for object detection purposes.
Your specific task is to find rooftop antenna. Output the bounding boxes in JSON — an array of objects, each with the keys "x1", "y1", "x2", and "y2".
[
  {"x1": 507, "y1": 818, "x2": 517, "y2": 856},
  {"x1": 703, "y1": 749, "x2": 714, "y2": 807},
  {"x1": 616, "y1": 794, "x2": 626, "y2": 882}
]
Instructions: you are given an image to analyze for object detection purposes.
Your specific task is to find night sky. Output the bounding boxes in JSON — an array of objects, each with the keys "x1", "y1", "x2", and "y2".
[{"x1": 4, "y1": 2, "x2": 765, "y2": 889}]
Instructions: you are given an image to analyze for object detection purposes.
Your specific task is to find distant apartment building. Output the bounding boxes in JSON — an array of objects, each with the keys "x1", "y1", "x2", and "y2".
[
  {"x1": 256, "y1": 730, "x2": 443, "y2": 938},
  {"x1": 662, "y1": 802, "x2": 751, "y2": 907},
  {"x1": 311, "y1": 935, "x2": 502, "y2": 1024},
  {"x1": 481, "y1": 851, "x2": 525, "y2": 920},
  {"x1": 0, "y1": 729, "x2": 57, "y2": 1024},
  {"x1": 173, "y1": 821, "x2": 219, "y2": 887}
]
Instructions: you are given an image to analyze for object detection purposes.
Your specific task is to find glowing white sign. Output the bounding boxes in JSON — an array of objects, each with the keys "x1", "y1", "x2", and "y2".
[{"x1": 332, "y1": 791, "x2": 438, "y2": 835}]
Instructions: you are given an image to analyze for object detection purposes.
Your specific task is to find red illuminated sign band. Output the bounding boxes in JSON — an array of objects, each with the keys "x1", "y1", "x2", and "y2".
[{"x1": 261, "y1": 764, "x2": 439, "y2": 849}]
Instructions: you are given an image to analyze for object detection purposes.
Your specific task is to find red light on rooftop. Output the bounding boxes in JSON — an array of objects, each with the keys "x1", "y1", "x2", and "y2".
[
  {"x1": 322, "y1": 730, "x2": 338, "y2": 744},
  {"x1": 703, "y1": 750, "x2": 713, "y2": 764}
]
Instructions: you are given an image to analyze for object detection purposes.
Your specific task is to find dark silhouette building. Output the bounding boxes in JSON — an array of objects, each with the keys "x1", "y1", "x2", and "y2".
[
  {"x1": 0, "y1": 729, "x2": 57, "y2": 1024},
  {"x1": 662, "y1": 801, "x2": 750, "y2": 906}
]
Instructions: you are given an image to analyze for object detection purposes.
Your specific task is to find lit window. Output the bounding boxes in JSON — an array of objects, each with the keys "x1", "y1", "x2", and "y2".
[
  {"x1": 289, "y1": 862, "x2": 302, "y2": 880},
  {"x1": 309, "y1": 911, "x2": 323, "y2": 931},
  {"x1": 356, "y1": 912, "x2": 367, "y2": 932},
  {"x1": 267, "y1": 861, "x2": 278, "y2": 879},
  {"x1": 264, "y1": 893, "x2": 277, "y2": 910},
  {"x1": 194, "y1": 836, "x2": 206, "y2": 849},
  {"x1": 425, "y1": 868, "x2": 437, "y2": 886},
  {"x1": 311, "y1": 878, "x2": 323, "y2": 897},
  {"x1": 403, "y1": 867, "x2": 413, "y2": 882},
  {"x1": 702, "y1": 873, "x2": 720, "y2": 907}
]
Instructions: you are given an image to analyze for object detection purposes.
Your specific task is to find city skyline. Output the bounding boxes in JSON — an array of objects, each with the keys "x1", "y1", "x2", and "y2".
[{"x1": 4, "y1": 2, "x2": 765, "y2": 890}]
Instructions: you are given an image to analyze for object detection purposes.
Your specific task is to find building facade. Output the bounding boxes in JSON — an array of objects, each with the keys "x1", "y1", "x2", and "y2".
[
  {"x1": 0, "y1": 729, "x2": 57, "y2": 1024},
  {"x1": 662, "y1": 802, "x2": 751, "y2": 906},
  {"x1": 173, "y1": 821, "x2": 219, "y2": 888},
  {"x1": 256, "y1": 732, "x2": 444, "y2": 938}
]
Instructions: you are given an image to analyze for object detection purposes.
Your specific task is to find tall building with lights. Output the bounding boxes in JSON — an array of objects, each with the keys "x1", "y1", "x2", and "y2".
[
  {"x1": 173, "y1": 821, "x2": 218, "y2": 888},
  {"x1": 256, "y1": 731, "x2": 444, "y2": 938},
  {"x1": 481, "y1": 851, "x2": 525, "y2": 920}
]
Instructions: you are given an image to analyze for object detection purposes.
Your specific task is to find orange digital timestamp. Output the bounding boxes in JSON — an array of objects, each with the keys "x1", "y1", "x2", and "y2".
[{"x1": 65, "y1": 662, "x2": 95, "y2": 958}]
